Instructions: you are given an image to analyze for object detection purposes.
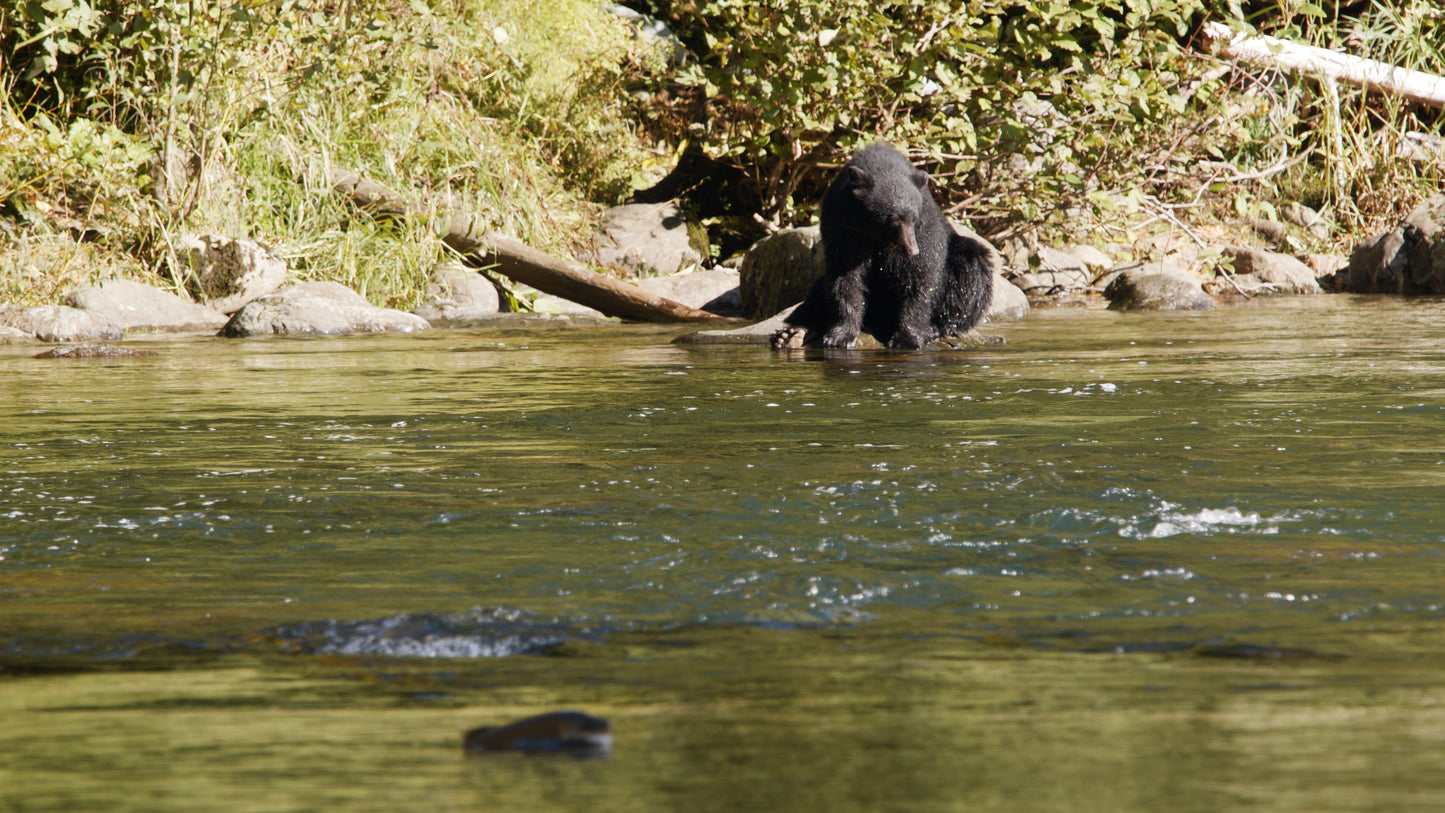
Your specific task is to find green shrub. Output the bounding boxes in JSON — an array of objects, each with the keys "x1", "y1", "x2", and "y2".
[
  {"x1": 637, "y1": 1, "x2": 1211, "y2": 228},
  {"x1": 633, "y1": 0, "x2": 1442, "y2": 244}
]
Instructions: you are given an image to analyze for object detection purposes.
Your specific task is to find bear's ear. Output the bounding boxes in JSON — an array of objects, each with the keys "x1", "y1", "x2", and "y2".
[
  {"x1": 911, "y1": 169, "x2": 929, "y2": 189},
  {"x1": 844, "y1": 166, "x2": 873, "y2": 190}
]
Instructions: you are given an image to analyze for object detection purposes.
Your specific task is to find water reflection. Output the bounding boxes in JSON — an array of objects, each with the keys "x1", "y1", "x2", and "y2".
[{"x1": 7, "y1": 297, "x2": 1445, "y2": 810}]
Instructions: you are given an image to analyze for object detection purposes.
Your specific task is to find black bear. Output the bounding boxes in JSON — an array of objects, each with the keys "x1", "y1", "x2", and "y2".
[{"x1": 773, "y1": 142, "x2": 994, "y2": 350}]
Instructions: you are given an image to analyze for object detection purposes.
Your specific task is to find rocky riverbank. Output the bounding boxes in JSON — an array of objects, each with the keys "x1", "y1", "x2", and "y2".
[{"x1": 3, "y1": 194, "x2": 1442, "y2": 352}]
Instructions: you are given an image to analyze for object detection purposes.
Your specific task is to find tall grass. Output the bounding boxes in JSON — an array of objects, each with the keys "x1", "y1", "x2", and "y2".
[{"x1": 0, "y1": 0, "x2": 660, "y2": 307}]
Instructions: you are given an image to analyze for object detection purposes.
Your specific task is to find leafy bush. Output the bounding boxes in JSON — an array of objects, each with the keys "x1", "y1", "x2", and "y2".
[
  {"x1": 635, "y1": 0, "x2": 1212, "y2": 229},
  {"x1": 632, "y1": 0, "x2": 1442, "y2": 243}
]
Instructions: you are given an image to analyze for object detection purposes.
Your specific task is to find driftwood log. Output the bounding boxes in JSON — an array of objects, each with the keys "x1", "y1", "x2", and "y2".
[
  {"x1": 1201, "y1": 22, "x2": 1445, "y2": 110},
  {"x1": 330, "y1": 169, "x2": 733, "y2": 324}
]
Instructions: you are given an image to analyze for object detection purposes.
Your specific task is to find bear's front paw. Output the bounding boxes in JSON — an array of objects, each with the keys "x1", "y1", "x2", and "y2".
[
  {"x1": 821, "y1": 327, "x2": 859, "y2": 349},
  {"x1": 769, "y1": 326, "x2": 808, "y2": 349},
  {"x1": 886, "y1": 329, "x2": 930, "y2": 350}
]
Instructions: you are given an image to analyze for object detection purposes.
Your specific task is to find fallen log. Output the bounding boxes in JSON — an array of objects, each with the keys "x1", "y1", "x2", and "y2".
[
  {"x1": 1201, "y1": 21, "x2": 1445, "y2": 110},
  {"x1": 329, "y1": 169, "x2": 734, "y2": 324}
]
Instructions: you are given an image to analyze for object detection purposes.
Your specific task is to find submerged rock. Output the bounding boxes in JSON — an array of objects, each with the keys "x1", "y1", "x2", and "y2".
[
  {"x1": 1105, "y1": 266, "x2": 1214, "y2": 311},
  {"x1": 34, "y1": 343, "x2": 157, "y2": 359},
  {"x1": 66, "y1": 278, "x2": 229, "y2": 332},
  {"x1": 464, "y1": 711, "x2": 612, "y2": 756},
  {"x1": 219, "y1": 281, "x2": 430, "y2": 337}
]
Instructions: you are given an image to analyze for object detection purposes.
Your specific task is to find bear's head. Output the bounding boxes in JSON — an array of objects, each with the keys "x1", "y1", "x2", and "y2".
[{"x1": 837, "y1": 148, "x2": 929, "y2": 257}]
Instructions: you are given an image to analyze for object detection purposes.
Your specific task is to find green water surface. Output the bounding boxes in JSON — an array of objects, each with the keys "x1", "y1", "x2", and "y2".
[{"x1": 5, "y1": 297, "x2": 1445, "y2": 811}]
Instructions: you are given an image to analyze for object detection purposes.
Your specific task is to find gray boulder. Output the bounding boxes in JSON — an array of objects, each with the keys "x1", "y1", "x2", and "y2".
[
  {"x1": 1063, "y1": 243, "x2": 1114, "y2": 270},
  {"x1": 0, "y1": 304, "x2": 123, "y2": 342},
  {"x1": 66, "y1": 278, "x2": 229, "y2": 332},
  {"x1": 990, "y1": 274, "x2": 1031, "y2": 321},
  {"x1": 1105, "y1": 266, "x2": 1214, "y2": 311},
  {"x1": 411, "y1": 263, "x2": 500, "y2": 325},
  {"x1": 592, "y1": 202, "x2": 703, "y2": 277},
  {"x1": 738, "y1": 226, "x2": 824, "y2": 319},
  {"x1": 632, "y1": 266, "x2": 741, "y2": 317},
  {"x1": 1009, "y1": 246, "x2": 1094, "y2": 297},
  {"x1": 177, "y1": 234, "x2": 288, "y2": 313},
  {"x1": 0, "y1": 325, "x2": 35, "y2": 344},
  {"x1": 1214, "y1": 246, "x2": 1321, "y2": 295},
  {"x1": 1340, "y1": 194, "x2": 1445, "y2": 294},
  {"x1": 219, "y1": 281, "x2": 430, "y2": 338}
]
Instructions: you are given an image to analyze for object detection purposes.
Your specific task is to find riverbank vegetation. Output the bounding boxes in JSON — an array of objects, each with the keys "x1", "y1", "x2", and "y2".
[{"x1": 2, "y1": 0, "x2": 1441, "y2": 308}]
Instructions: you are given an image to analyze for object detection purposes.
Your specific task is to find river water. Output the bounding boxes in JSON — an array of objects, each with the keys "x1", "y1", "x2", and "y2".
[{"x1": 5, "y1": 296, "x2": 1445, "y2": 811}]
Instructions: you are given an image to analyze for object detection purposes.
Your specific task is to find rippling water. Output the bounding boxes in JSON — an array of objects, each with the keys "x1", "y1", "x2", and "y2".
[{"x1": 6, "y1": 298, "x2": 1445, "y2": 810}]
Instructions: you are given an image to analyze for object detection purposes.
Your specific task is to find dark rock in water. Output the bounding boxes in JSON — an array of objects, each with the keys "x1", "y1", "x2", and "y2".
[
  {"x1": 34, "y1": 344, "x2": 157, "y2": 359},
  {"x1": 1193, "y1": 643, "x2": 1337, "y2": 661},
  {"x1": 1338, "y1": 194, "x2": 1445, "y2": 294},
  {"x1": 464, "y1": 711, "x2": 612, "y2": 756},
  {"x1": 1104, "y1": 265, "x2": 1214, "y2": 311}
]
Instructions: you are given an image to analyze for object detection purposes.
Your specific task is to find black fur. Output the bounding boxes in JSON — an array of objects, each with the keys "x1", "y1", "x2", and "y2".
[{"x1": 781, "y1": 142, "x2": 994, "y2": 350}]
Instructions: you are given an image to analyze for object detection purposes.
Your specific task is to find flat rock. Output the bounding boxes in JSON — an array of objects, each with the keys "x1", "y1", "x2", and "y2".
[
  {"x1": 631, "y1": 266, "x2": 741, "y2": 317},
  {"x1": 673, "y1": 308, "x2": 793, "y2": 345},
  {"x1": 1105, "y1": 266, "x2": 1214, "y2": 311},
  {"x1": 177, "y1": 234, "x2": 289, "y2": 313},
  {"x1": 0, "y1": 304, "x2": 124, "y2": 342},
  {"x1": 411, "y1": 262, "x2": 500, "y2": 325},
  {"x1": 65, "y1": 278, "x2": 229, "y2": 332},
  {"x1": 219, "y1": 281, "x2": 431, "y2": 338}
]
